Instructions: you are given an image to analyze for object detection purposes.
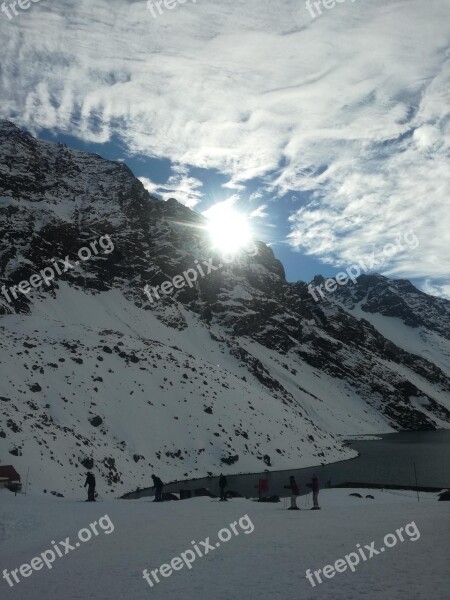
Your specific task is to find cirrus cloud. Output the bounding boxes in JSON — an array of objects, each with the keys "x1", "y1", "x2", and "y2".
[{"x1": 0, "y1": 0, "x2": 449, "y2": 293}]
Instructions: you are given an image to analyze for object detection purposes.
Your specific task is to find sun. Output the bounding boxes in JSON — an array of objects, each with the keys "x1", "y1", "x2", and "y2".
[{"x1": 205, "y1": 206, "x2": 253, "y2": 255}]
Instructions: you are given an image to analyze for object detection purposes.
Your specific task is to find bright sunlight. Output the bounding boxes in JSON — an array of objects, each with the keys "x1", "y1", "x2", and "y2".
[{"x1": 205, "y1": 205, "x2": 253, "y2": 255}]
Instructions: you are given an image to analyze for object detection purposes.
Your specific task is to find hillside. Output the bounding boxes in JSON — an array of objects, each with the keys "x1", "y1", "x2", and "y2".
[{"x1": 1, "y1": 121, "x2": 449, "y2": 498}]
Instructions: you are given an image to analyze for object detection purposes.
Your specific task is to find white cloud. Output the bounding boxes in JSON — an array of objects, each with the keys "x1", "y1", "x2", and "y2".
[
  {"x1": 250, "y1": 204, "x2": 269, "y2": 219},
  {"x1": 421, "y1": 280, "x2": 450, "y2": 301},
  {"x1": 222, "y1": 180, "x2": 246, "y2": 191},
  {"x1": 1, "y1": 0, "x2": 449, "y2": 293},
  {"x1": 139, "y1": 165, "x2": 203, "y2": 208},
  {"x1": 201, "y1": 195, "x2": 239, "y2": 219},
  {"x1": 249, "y1": 190, "x2": 264, "y2": 201},
  {"x1": 138, "y1": 177, "x2": 160, "y2": 195}
]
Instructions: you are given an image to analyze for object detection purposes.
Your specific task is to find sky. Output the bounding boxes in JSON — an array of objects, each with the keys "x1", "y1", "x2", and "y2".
[{"x1": 1, "y1": 0, "x2": 449, "y2": 295}]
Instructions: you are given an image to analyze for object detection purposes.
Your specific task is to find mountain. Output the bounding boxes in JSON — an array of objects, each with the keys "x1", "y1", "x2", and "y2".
[{"x1": 1, "y1": 121, "x2": 449, "y2": 498}]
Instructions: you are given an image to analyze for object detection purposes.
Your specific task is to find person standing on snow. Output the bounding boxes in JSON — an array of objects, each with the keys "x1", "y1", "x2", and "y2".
[
  {"x1": 84, "y1": 472, "x2": 96, "y2": 502},
  {"x1": 307, "y1": 475, "x2": 320, "y2": 509},
  {"x1": 219, "y1": 474, "x2": 228, "y2": 501},
  {"x1": 152, "y1": 475, "x2": 164, "y2": 502},
  {"x1": 284, "y1": 475, "x2": 299, "y2": 510}
]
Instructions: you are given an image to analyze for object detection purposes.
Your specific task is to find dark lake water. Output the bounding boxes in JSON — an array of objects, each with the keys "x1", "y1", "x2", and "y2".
[{"x1": 125, "y1": 430, "x2": 450, "y2": 500}]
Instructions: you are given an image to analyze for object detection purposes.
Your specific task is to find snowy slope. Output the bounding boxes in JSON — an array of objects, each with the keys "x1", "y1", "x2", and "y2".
[
  {"x1": 335, "y1": 301, "x2": 450, "y2": 379},
  {"x1": 0, "y1": 285, "x2": 353, "y2": 498}
]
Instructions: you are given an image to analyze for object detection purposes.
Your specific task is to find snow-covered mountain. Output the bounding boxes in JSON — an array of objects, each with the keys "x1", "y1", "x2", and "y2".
[{"x1": 1, "y1": 121, "x2": 449, "y2": 498}]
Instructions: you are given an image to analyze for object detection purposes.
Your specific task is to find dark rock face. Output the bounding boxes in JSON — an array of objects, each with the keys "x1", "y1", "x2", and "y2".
[
  {"x1": 80, "y1": 456, "x2": 94, "y2": 470},
  {"x1": 89, "y1": 416, "x2": 103, "y2": 427},
  {"x1": 0, "y1": 120, "x2": 449, "y2": 495},
  {"x1": 332, "y1": 273, "x2": 450, "y2": 337}
]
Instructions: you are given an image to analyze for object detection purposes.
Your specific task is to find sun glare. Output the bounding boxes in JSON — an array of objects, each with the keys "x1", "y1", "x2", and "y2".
[{"x1": 205, "y1": 207, "x2": 253, "y2": 255}]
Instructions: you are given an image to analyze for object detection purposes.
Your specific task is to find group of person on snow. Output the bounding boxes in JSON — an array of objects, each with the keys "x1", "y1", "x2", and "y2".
[
  {"x1": 285, "y1": 475, "x2": 320, "y2": 510},
  {"x1": 83, "y1": 469, "x2": 320, "y2": 509},
  {"x1": 82, "y1": 472, "x2": 165, "y2": 502}
]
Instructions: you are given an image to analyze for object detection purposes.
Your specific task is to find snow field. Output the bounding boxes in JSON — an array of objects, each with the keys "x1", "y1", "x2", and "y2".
[{"x1": 1, "y1": 488, "x2": 448, "y2": 600}]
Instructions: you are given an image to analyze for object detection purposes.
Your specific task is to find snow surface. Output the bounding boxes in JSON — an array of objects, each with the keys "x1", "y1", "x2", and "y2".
[
  {"x1": 0, "y1": 488, "x2": 448, "y2": 600},
  {"x1": 340, "y1": 302, "x2": 450, "y2": 379},
  {"x1": 3, "y1": 276, "x2": 450, "y2": 497},
  {"x1": 0, "y1": 285, "x2": 356, "y2": 497},
  {"x1": 0, "y1": 282, "x2": 368, "y2": 497}
]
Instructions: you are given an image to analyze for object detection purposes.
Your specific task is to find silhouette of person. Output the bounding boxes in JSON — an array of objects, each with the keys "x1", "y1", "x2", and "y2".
[
  {"x1": 152, "y1": 475, "x2": 164, "y2": 502},
  {"x1": 284, "y1": 476, "x2": 299, "y2": 509},
  {"x1": 219, "y1": 474, "x2": 228, "y2": 501},
  {"x1": 84, "y1": 472, "x2": 96, "y2": 502}
]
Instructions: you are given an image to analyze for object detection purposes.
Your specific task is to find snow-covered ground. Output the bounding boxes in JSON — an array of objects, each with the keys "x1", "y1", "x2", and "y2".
[
  {"x1": 342, "y1": 304, "x2": 450, "y2": 379},
  {"x1": 1, "y1": 488, "x2": 448, "y2": 599},
  {"x1": 0, "y1": 286, "x2": 357, "y2": 497}
]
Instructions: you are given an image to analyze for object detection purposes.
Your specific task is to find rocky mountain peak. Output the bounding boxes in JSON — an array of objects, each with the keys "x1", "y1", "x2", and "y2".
[{"x1": 0, "y1": 121, "x2": 449, "y2": 497}]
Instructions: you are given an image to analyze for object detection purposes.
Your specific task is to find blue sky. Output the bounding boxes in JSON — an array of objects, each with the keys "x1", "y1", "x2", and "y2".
[
  {"x1": 1, "y1": 0, "x2": 449, "y2": 295},
  {"x1": 37, "y1": 126, "x2": 337, "y2": 283}
]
